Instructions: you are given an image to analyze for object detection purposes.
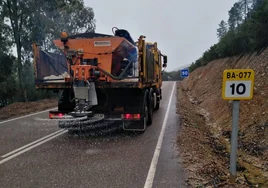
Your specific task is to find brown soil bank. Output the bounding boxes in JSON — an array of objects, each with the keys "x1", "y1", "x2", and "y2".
[
  {"x1": 176, "y1": 48, "x2": 268, "y2": 187},
  {"x1": 0, "y1": 99, "x2": 57, "y2": 121}
]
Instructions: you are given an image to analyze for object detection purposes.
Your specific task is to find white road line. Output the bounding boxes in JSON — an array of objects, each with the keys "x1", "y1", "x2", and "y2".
[
  {"x1": 0, "y1": 130, "x2": 67, "y2": 165},
  {"x1": 1, "y1": 129, "x2": 64, "y2": 158},
  {"x1": 144, "y1": 82, "x2": 176, "y2": 188},
  {"x1": 0, "y1": 107, "x2": 57, "y2": 124}
]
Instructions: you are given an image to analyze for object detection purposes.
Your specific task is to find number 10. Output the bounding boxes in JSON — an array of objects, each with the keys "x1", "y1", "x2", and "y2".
[{"x1": 230, "y1": 83, "x2": 246, "y2": 95}]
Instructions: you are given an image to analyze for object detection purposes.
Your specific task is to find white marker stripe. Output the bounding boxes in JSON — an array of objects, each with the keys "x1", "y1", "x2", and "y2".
[
  {"x1": 1, "y1": 129, "x2": 64, "y2": 158},
  {"x1": 144, "y1": 82, "x2": 176, "y2": 188},
  {"x1": 0, "y1": 107, "x2": 57, "y2": 124},
  {"x1": 0, "y1": 130, "x2": 67, "y2": 165}
]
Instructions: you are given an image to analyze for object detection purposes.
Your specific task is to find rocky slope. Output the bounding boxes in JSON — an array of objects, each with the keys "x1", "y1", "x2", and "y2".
[{"x1": 176, "y1": 47, "x2": 268, "y2": 187}]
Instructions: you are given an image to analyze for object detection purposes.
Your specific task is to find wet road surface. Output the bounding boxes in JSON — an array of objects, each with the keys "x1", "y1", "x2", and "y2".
[{"x1": 0, "y1": 81, "x2": 187, "y2": 188}]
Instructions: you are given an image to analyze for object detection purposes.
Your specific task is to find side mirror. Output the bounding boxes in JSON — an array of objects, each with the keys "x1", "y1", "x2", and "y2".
[
  {"x1": 163, "y1": 55, "x2": 167, "y2": 68},
  {"x1": 163, "y1": 56, "x2": 167, "y2": 64}
]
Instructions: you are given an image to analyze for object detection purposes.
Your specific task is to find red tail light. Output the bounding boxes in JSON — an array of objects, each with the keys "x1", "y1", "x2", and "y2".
[
  {"x1": 49, "y1": 112, "x2": 67, "y2": 119},
  {"x1": 121, "y1": 114, "x2": 140, "y2": 120}
]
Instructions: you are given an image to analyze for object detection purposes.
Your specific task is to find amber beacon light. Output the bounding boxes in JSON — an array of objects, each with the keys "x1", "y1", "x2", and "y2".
[{"x1": 60, "y1": 31, "x2": 68, "y2": 43}]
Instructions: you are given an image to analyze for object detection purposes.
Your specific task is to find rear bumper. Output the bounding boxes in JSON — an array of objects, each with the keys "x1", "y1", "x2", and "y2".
[
  {"x1": 58, "y1": 117, "x2": 121, "y2": 129},
  {"x1": 58, "y1": 117, "x2": 142, "y2": 130},
  {"x1": 53, "y1": 111, "x2": 142, "y2": 129}
]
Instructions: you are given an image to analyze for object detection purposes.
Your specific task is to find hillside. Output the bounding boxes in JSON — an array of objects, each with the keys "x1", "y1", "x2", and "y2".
[{"x1": 176, "y1": 48, "x2": 268, "y2": 187}]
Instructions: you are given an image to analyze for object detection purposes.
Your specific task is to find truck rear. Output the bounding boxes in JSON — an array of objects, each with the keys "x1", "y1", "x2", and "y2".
[{"x1": 32, "y1": 28, "x2": 167, "y2": 132}]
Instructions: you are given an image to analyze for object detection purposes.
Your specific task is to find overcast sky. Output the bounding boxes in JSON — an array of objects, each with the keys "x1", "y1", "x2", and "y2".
[{"x1": 85, "y1": 0, "x2": 237, "y2": 71}]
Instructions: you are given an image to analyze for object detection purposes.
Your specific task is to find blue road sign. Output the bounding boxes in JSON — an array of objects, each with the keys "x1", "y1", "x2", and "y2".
[{"x1": 181, "y1": 69, "x2": 189, "y2": 78}]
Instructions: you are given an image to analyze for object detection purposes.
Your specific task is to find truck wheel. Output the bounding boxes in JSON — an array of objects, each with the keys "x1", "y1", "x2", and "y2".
[
  {"x1": 136, "y1": 89, "x2": 149, "y2": 133},
  {"x1": 147, "y1": 88, "x2": 154, "y2": 126},
  {"x1": 154, "y1": 101, "x2": 160, "y2": 111},
  {"x1": 154, "y1": 88, "x2": 160, "y2": 111},
  {"x1": 143, "y1": 97, "x2": 149, "y2": 130}
]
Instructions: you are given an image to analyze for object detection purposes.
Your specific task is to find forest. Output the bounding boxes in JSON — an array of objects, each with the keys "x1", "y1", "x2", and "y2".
[
  {"x1": 189, "y1": 0, "x2": 268, "y2": 72},
  {"x1": 0, "y1": 0, "x2": 96, "y2": 107}
]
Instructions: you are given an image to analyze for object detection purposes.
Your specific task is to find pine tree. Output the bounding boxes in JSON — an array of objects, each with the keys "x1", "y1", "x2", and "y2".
[{"x1": 217, "y1": 20, "x2": 228, "y2": 39}]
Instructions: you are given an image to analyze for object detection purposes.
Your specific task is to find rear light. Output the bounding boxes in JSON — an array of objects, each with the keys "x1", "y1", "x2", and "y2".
[
  {"x1": 121, "y1": 114, "x2": 140, "y2": 120},
  {"x1": 49, "y1": 112, "x2": 68, "y2": 119}
]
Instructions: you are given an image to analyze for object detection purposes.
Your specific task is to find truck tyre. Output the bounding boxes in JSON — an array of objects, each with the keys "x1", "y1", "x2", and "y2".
[
  {"x1": 154, "y1": 88, "x2": 160, "y2": 111},
  {"x1": 138, "y1": 89, "x2": 149, "y2": 132},
  {"x1": 147, "y1": 88, "x2": 154, "y2": 126},
  {"x1": 154, "y1": 101, "x2": 160, "y2": 111}
]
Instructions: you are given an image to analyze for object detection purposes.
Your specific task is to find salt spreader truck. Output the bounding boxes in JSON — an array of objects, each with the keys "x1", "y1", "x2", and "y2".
[{"x1": 32, "y1": 27, "x2": 167, "y2": 132}]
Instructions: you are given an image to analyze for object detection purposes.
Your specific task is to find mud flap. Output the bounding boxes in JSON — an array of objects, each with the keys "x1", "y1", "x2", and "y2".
[{"x1": 122, "y1": 120, "x2": 146, "y2": 132}]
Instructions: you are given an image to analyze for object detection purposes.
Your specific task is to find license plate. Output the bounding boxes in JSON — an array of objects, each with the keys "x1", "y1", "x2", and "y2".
[{"x1": 93, "y1": 114, "x2": 105, "y2": 118}]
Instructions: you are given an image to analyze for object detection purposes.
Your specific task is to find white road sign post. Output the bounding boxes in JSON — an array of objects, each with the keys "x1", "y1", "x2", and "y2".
[{"x1": 222, "y1": 69, "x2": 255, "y2": 183}]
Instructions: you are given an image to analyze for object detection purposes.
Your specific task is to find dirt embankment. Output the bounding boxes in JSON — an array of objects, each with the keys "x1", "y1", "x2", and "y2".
[
  {"x1": 176, "y1": 48, "x2": 268, "y2": 187},
  {"x1": 0, "y1": 99, "x2": 57, "y2": 121}
]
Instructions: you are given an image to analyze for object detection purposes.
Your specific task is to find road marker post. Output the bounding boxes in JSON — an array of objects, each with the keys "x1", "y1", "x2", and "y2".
[{"x1": 222, "y1": 69, "x2": 255, "y2": 183}]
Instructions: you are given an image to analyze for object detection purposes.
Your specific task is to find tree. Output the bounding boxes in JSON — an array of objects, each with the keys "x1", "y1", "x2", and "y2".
[
  {"x1": 228, "y1": 2, "x2": 243, "y2": 30},
  {"x1": 1, "y1": 0, "x2": 42, "y2": 101},
  {"x1": 239, "y1": 0, "x2": 253, "y2": 19},
  {"x1": 251, "y1": 0, "x2": 264, "y2": 10},
  {"x1": 188, "y1": 0, "x2": 268, "y2": 73},
  {"x1": 1, "y1": 0, "x2": 96, "y2": 101},
  {"x1": 217, "y1": 20, "x2": 228, "y2": 39},
  {"x1": 34, "y1": 0, "x2": 96, "y2": 51},
  {"x1": 0, "y1": 2, "x2": 17, "y2": 106},
  {"x1": 250, "y1": 0, "x2": 268, "y2": 50}
]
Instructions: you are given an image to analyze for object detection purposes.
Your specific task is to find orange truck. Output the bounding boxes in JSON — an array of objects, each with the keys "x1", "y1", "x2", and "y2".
[{"x1": 32, "y1": 27, "x2": 167, "y2": 132}]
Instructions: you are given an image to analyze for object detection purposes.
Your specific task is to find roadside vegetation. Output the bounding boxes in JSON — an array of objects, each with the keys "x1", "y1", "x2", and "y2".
[
  {"x1": 0, "y1": 0, "x2": 96, "y2": 107},
  {"x1": 189, "y1": 0, "x2": 268, "y2": 72}
]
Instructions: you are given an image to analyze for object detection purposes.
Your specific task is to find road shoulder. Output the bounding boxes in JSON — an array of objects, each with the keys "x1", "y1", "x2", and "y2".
[
  {"x1": 176, "y1": 81, "x2": 250, "y2": 188},
  {"x1": 0, "y1": 98, "x2": 57, "y2": 121}
]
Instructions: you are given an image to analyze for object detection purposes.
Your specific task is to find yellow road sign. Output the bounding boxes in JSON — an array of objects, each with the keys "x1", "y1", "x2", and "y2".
[{"x1": 222, "y1": 69, "x2": 255, "y2": 100}]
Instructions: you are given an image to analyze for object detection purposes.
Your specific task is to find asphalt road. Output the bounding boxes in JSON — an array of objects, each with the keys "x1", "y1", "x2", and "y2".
[{"x1": 0, "y1": 81, "x2": 187, "y2": 188}]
